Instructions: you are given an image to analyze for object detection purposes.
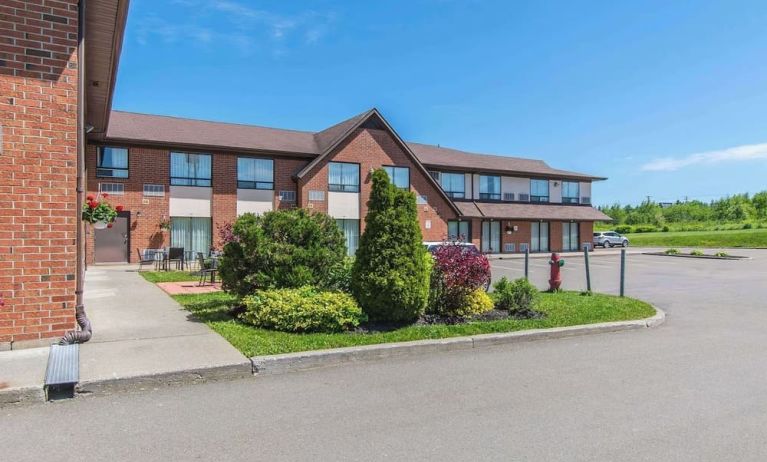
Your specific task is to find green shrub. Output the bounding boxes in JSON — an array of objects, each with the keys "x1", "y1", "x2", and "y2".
[
  {"x1": 614, "y1": 225, "x2": 633, "y2": 234},
  {"x1": 492, "y1": 277, "x2": 539, "y2": 313},
  {"x1": 690, "y1": 250, "x2": 705, "y2": 256},
  {"x1": 327, "y1": 256, "x2": 354, "y2": 292},
  {"x1": 664, "y1": 248, "x2": 680, "y2": 255},
  {"x1": 715, "y1": 251, "x2": 729, "y2": 257},
  {"x1": 218, "y1": 209, "x2": 347, "y2": 298},
  {"x1": 351, "y1": 169, "x2": 431, "y2": 322},
  {"x1": 633, "y1": 225, "x2": 658, "y2": 233},
  {"x1": 662, "y1": 225, "x2": 670, "y2": 232},
  {"x1": 241, "y1": 287, "x2": 363, "y2": 333},
  {"x1": 743, "y1": 223, "x2": 753, "y2": 229},
  {"x1": 452, "y1": 289, "x2": 493, "y2": 318}
]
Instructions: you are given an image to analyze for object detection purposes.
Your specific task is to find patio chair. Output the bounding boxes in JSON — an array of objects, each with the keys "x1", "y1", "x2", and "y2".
[
  {"x1": 167, "y1": 247, "x2": 185, "y2": 270},
  {"x1": 196, "y1": 252, "x2": 217, "y2": 286},
  {"x1": 137, "y1": 248, "x2": 159, "y2": 271}
]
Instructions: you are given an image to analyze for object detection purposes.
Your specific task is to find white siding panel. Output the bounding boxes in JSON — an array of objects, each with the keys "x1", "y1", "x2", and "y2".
[
  {"x1": 328, "y1": 192, "x2": 360, "y2": 219},
  {"x1": 169, "y1": 186, "x2": 212, "y2": 217},
  {"x1": 465, "y1": 173, "x2": 474, "y2": 199},
  {"x1": 237, "y1": 189, "x2": 274, "y2": 216},
  {"x1": 549, "y1": 180, "x2": 562, "y2": 203},
  {"x1": 502, "y1": 177, "x2": 530, "y2": 197},
  {"x1": 580, "y1": 182, "x2": 592, "y2": 201}
]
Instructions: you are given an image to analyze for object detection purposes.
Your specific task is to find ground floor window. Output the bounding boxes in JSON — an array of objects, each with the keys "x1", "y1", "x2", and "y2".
[
  {"x1": 447, "y1": 220, "x2": 470, "y2": 242},
  {"x1": 171, "y1": 217, "x2": 212, "y2": 259},
  {"x1": 335, "y1": 219, "x2": 359, "y2": 256},
  {"x1": 481, "y1": 221, "x2": 501, "y2": 253},
  {"x1": 531, "y1": 221, "x2": 549, "y2": 252},
  {"x1": 562, "y1": 222, "x2": 580, "y2": 251}
]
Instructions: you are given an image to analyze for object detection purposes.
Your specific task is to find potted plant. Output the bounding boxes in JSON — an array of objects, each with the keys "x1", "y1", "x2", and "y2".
[
  {"x1": 159, "y1": 218, "x2": 171, "y2": 232},
  {"x1": 82, "y1": 193, "x2": 121, "y2": 229}
]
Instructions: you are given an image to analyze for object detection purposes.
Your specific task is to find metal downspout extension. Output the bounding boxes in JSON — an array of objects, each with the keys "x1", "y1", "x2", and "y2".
[{"x1": 60, "y1": 0, "x2": 91, "y2": 345}]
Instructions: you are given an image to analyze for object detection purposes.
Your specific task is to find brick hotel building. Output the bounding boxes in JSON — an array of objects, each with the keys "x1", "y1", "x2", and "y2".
[{"x1": 1, "y1": 0, "x2": 609, "y2": 348}]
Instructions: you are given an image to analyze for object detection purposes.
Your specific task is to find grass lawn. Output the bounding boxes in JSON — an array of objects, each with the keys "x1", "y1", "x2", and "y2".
[
  {"x1": 139, "y1": 271, "x2": 201, "y2": 284},
  {"x1": 171, "y1": 291, "x2": 656, "y2": 357},
  {"x1": 626, "y1": 228, "x2": 767, "y2": 248}
]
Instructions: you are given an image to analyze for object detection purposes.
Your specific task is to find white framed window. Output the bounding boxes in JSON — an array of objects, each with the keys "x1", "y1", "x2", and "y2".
[
  {"x1": 417, "y1": 195, "x2": 427, "y2": 205},
  {"x1": 279, "y1": 190, "x2": 296, "y2": 202},
  {"x1": 99, "y1": 183, "x2": 124, "y2": 195},
  {"x1": 308, "y1": 190, "x2": 325, "y2": 201},
  {"x1": 97, "y1": 147, "x2": 128, "y2": 178},
  {"x1": 143, "y1": 184, "x2": 165, "y2": 197}
]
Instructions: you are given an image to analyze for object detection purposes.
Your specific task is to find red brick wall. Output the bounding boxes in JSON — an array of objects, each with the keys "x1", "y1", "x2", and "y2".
[
  {"x1": 500, "y1": 220, "x2": 532, "y2": 253},
  {"x1": 0, "y1": 0, "x2": 79, "y2": 348},
  {"x1": 580, "y1": 221, "x2": 594, "y2": 250},
  {"x1": 299, "y1": 127, "x2": 456, "y2": 240}
]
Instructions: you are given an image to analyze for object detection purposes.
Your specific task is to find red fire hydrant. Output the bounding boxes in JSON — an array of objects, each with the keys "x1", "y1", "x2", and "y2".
[{"x1": 548, "y1": 252, "x2": 565, "y2": 291}]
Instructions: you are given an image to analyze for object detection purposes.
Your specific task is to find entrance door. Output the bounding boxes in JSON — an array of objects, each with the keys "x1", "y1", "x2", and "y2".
[
  {"x1": 531, "y1": 221, "x2": 549, "y2": 252},
  {"x1": 481, "y1": 221, "x2": 501, "y2": 253},
  {"x1": 562, "y1": 222, "x2": 580, "y2": 251},
  {"x1": 94, "y1": 212, "x2": 130, "y2": 263}
]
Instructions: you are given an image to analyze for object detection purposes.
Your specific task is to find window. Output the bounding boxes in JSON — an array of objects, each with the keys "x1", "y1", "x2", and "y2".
[
  {"x1": 562, "y1": 222, "x2": 580, "y2": 251},
  {"x1": 328, "y1": 162, "x2": 360, "y2": 192},
  {"x1": 383, "y1": 166, "x2": 410, "y2": 189},
  {"x1": 279, "y1": 191, "x2": 296, "y2": 202},
  {"x1": 99, "y1": 183, "x2": 124, "y2": 195},
  {"x1": 170, "y1": 217, "x2": 211, "y2": 258},
  {"x1": 336, "y1": 219, "x2": 359, "y2": 256},
  {"x1": 143, "y1": 184, "x2": 165, "y2": 197},
  {"x1": 308, "y1": 190, "x2": 325, "y2": 201},
  {"x1": 429, "y1": 171, "x2": 441, "y2": 182},
  {"x1": 97, "y1": 147, "x2": 128, "y2": 178},
  {"x1": 530, "y1": 179, "x2": 549, "y2": 202},
  {"x1": 447, "y1": 220, "x2": 470, "y2": 241},
  {"x1": 481, "y1": 221, "x2": 501, "y2": 253},
  {"x1": 479, "y1": 175, "x2": 501, "y2": 200},
  {"x1": 440, "y1": 172, "x2": 465, "y2": 199},
  {"x1": 170, "y1": 152, "x2": 211, "y2": 186},
  {"x1": 562, "y1": 181, "x2": 580, "y2": 204},
  {"x1": 416, "y1": 195, "x2": 427, "y2": 205},
  {"x1": 531, "y1": 221, "x2": 549, "y2": 252},
  {"x1": 237, "y1": 157, "x2": 273, "y2": 189}
]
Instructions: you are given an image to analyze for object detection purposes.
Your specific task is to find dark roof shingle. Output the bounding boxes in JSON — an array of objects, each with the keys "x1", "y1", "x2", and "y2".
[{"x1": 455, "y1": 202, "x2": 612, "y2": 221}]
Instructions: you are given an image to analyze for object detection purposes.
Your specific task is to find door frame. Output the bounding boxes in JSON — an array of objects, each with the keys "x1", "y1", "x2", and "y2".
[
  {"x1": 531, "y1": 220, "x2": 550, "y2": 252},
  {"x1": 94, "y1": 210, "x2": 131, "y2": 264},
  {"x1": 481, "y1": 220, "x2": 501, "y2": 253}
]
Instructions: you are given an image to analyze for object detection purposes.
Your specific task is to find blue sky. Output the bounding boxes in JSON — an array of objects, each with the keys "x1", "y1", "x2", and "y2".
[{"x1": 113, "y1": 0, "x2": 767, "y2": 206}]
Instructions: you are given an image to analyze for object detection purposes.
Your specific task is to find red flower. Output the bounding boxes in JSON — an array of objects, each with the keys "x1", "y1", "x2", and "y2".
[
  {"x1": 86, "y1": 194, "x2": 95, "y2": 201},
  {"x1": 115, "y1": 205, "x2": 124, "y2": 212},
  {"x1": 107, "y1": 223, "x2": 113, "y2": 229},
  {"x1": 88, "y1": 201, "x2": 97, "y2": 209},
  {"x1": 101, "y1": 193, "x2": 109, "y2": 198}
]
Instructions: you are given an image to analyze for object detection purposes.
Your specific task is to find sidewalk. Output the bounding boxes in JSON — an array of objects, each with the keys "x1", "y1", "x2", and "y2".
[{"x1": 1, "y1": 265, "x2": 251, "y2": 404}]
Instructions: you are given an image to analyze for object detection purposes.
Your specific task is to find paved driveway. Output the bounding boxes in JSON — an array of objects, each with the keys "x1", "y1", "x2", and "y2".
[{"x1": 2, "y1": 250, "x2": 767, "y2": 461}]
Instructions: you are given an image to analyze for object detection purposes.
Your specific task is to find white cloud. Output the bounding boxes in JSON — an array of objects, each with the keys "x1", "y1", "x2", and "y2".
[{"x1": 640, "y1": 142, "x2": 767, "y2": 172}]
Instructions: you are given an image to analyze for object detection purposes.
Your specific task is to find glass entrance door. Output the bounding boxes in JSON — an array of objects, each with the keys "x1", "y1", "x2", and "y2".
[
  {"x1": 531, "y1": 221, "x2": 549, "y2": 252},
  {"x1": 562, "y1": 222, "x2": 580, "y2": 251},
  {"x1": 481, "y1": 221, "x2": 501, "y2": 253}
]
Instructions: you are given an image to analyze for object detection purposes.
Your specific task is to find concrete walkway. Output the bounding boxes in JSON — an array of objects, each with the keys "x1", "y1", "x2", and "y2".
[
  {"x1": 78, "y1": 265, "x2": 250, "y2": 387},
  {"x1": 1, "y1": 266, "x2": 250, "y2": 402}
]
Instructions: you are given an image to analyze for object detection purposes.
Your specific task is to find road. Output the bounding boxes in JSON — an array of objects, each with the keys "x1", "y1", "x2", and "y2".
[{"x1": 2, "y1": 249, "x2": 767, "y2": 461}]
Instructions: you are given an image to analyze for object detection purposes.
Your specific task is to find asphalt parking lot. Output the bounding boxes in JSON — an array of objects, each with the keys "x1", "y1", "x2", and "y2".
[{"x1": 3, "y1": 249, "x2": 767, "y2": 461}]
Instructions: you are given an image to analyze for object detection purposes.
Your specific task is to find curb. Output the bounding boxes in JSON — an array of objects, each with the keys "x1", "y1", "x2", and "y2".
[
  {"x1": 641, "y1": 252, "x2": 749, "y2": 260},
  {"x1": 0, "y1": 360, "x2": 253, "y2": 408},
  {"x1": 252, "y1": 307, "x2": 666, "y2": 376}
]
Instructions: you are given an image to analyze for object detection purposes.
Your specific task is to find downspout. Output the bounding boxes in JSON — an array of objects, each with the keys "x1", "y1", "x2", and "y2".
[{"x1": 61, "y1": 0, "x2": 92, "y2": 344}]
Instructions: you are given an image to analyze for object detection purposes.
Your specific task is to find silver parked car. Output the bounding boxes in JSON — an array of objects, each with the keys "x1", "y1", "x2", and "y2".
[{"x1": 593, "y1": 231, "x2": 629, "y2": 248}]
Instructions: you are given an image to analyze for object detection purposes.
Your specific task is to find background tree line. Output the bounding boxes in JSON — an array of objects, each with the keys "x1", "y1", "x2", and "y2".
[{"x1": 597, "y1": 192, "x2": 767, "y2": 232}]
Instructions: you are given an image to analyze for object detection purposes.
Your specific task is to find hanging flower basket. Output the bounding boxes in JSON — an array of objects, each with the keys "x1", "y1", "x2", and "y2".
[{"x1": 82, "y1": 193, "x2": 122, "y2": 228}]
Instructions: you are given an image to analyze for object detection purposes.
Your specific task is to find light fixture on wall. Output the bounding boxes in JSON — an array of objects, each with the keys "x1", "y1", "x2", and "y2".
[{"x1": 553, "y1": 181, "x2": 560, "y2": 187}]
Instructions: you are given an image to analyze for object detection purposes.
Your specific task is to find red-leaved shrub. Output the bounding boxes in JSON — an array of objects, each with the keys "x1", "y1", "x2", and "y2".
[{"x1": 429, "y1": 243, "x2": 491, "y2": 316}]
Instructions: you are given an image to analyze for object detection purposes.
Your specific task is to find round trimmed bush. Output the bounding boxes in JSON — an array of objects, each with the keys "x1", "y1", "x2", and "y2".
[
  {"x1": 491, "y1": 276, "x2": 538, "y2": 314},
  {"x1": 241, "y1": 287, "x2": 364, "y2": 333},
  {"x1": 453, "y1": 289, "x2": 493, "y2": 318}
]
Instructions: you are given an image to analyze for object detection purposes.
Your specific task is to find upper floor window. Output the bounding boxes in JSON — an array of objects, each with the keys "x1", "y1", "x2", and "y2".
[
  {"x1": 97, "y1": 147, "x2": 128, "y2": 178},
  {"x1": 328, "y1": 162, "x2": 360, "y2": 192},
  {"x1": 562, "y1": 181, "x2": 580, "y2": 204},
  {"x1": 383, "y1": 166, "x2": 410, "y2": 190},
  {"x1": 440, "y1": 172, "x2": 465, "y2": 199},
  {"x1": 479, "y1": 175, "x2": 501, "y2": 200},
  {"x1": 530, "y1": 179, "x2": 549, "y2": 203},
  {"x1": 170, "y1": 152, "x2": 211, "y2": 187},
  {"x1": 237, "y1": 157, "x2": 274, "y2": 190}
]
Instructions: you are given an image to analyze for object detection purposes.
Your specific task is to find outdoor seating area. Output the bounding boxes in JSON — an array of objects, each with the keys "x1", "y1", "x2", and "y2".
[{"x1": 137, "y1": 248, "x2": 221, "y2": 287}]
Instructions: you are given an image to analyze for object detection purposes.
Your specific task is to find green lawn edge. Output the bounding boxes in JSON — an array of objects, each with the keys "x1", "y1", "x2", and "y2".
[
  {"x1": 170, "y1": 291, "x2": 656, "y2": 357},
  {"x1": 625, "y1": 228, "x2": 767, "y2": 248},
  {"x1": 139, "y1": 271, "x2": 201, "y2": 284}
]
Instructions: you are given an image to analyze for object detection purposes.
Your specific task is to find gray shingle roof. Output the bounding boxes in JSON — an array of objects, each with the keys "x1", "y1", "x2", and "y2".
[
  {"x1": 455, "y1": 202, "x2": 612, "y2": 221},
  {"x1": 104, "y1": 110, "x2": 605, "y2": 180}
]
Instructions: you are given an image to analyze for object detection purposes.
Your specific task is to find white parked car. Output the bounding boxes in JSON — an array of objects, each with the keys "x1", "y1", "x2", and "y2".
[{"x1": 593, "y1": 231, "x2": 629, "y2": 248}]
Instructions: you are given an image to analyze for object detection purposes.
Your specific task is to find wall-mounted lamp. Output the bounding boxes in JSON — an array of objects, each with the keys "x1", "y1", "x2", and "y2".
[
  {"x1": 85, "y1": 124, "x2": 94, "y2": 134},
  {"x1": 135, "y1": 211, "x2": 142, "y2": 218},
  {"x1": 553, "y1": 181, "x2": 560, "y2": 187}
]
